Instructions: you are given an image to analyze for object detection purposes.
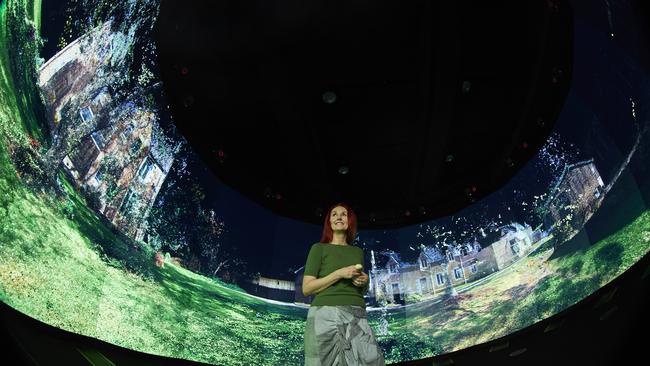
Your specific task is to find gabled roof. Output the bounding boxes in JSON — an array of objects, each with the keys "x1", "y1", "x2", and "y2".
[
  {"x1": 421, "y1": 246, "x2": 445, "y2": 262},
  {"x1": 497, "y1": 222, "x2": 531, "y2": 237},
  {"x1": 386, "y1": 252, "x2": 402, "y2": 265},
  {"x1": 542, "y1": 158, "x2": 596, "y2": 209}
]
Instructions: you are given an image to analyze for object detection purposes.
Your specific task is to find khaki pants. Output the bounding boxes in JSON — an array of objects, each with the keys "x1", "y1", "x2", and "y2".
[{"x1": 304, "y1": 305, "x2": 385, "y2": 366}]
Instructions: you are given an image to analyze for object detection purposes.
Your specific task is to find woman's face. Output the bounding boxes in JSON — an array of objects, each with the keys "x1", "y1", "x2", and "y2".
[{"x1": 330, "y1": 206, "x2": 349, "y2": 232}]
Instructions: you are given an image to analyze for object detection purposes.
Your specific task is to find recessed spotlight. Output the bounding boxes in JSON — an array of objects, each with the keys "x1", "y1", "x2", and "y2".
[
  {"x1": 263, "y1": 187, "x2": 273, "y2": 199},
  {"x1": 322, "y1": 91, "x2": 337, "y2": 104},
  {"x1": 183, "y1": 95, "x2": 194, "y2": 107},
  {"x1": 551, "y1": 67, "x2": 564, "y2": 83},
  {"x1": 461, "y1": 80, "x2": 471, "y2": 94}
]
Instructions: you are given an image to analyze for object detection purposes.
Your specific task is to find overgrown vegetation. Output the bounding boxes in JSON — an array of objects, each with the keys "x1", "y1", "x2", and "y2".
[{"x1": 4, "y1": 0, "x2": 47, "y2": 142}]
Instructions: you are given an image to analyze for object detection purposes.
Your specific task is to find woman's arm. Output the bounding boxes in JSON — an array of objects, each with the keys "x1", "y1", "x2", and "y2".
[
  {"x1": 302, "y1": 272, "x2": 341, "y2": 296},
  {"x1": 302, "y1": 265, "x2": 360, "y2": 296}
]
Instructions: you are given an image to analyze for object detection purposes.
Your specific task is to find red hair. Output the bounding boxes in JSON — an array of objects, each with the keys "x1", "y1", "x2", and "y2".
[{"x1": 320, "y1": 202, "x2": 358, "y2": 245}]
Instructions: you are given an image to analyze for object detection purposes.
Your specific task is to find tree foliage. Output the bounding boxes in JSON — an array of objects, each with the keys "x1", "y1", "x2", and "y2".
[{"x1": 145, "y1": 150, "x2": 249, "y2": 284}]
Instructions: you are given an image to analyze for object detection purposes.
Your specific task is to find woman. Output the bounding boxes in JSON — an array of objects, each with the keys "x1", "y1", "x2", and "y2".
[{"x1": 303, "y1": 203, "x2": 385, "y2": 366}]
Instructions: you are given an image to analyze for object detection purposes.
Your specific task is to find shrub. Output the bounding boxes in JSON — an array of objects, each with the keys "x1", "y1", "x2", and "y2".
[
  {"x1": 10, "y1": 143, "x2": 49, "y2": 189},
  {"x1": 403, "y1": 293, "x2": 423, "y2": 304}
]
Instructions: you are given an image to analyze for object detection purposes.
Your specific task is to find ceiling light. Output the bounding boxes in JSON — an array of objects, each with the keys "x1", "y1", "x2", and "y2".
[
  {"x1": 322, "y1": 91, "x2": 337, "y2": 104},
  {"x1": 461, "y1": 80, "x2": 471, "y2": 94}
]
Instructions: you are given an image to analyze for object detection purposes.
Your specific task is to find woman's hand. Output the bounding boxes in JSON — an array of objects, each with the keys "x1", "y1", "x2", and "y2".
[
  {"x1": 336, "y1": 265, "x2": 361, "y2": 280},
  {"x1": 352, "y1": 272, "x2": 369, "y2": 287}
]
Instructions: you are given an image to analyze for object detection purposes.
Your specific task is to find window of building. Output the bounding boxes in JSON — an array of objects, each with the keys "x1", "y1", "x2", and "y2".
[
  {"x1": 510, "y1": 239, "x2": 520, "y2": 255},
  {"x1": 389, "y1": 262, "x2": 398, "y2": 273},
  {"x1": 93, "y1": 166, "x2": 104, "y2": 185},
  {"x1": 138, "y1": 158, "x2": 154, "y2": 182},
  {"x1": 471, "y1": 264, "x2": 477, "y2": 273},
  {"x1": 436, "y1": 273, "x2": 445, "y2": 285},
  {"x1": 130, "y1": 138, "x2": 142, "y2": 156},
  {"x1": 79, "y1": 106, "x2": 94, "y2": 123},
  {"x1": 420, "y1": 257, "x2": 428, "y2": 269},
  {"x1": 454, "y1": 267, "x2": 463, "y2": 279},
  {"x1": 121, "y1": 124, "x2": 134, "y2": 141},
  {"x1": 120, "y1": 189, "x2": 137, "y2": 214},
  {"x1": 391, "y1": 283, "x2": 400, "y2": 295}
]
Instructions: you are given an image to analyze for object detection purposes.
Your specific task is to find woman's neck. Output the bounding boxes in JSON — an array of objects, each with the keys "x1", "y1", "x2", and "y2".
[{"x1": 330, "y1": 232, "x2": 348, "y2": 245}]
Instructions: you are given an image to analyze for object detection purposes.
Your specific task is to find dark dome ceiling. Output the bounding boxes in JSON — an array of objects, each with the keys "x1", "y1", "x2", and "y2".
[{"x1": 155, "y1": 0, "x2": 573, "y2": 229}]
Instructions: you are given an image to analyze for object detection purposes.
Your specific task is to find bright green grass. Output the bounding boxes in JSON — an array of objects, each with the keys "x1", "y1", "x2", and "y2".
[
  {"x1": 1, "y1": 0, "x2": 44, "y2": 141},
  {"x1": 0, "y1": 0, "x2": 24, "y2": 142},
  {"x1": 0, "y1": 182, "x2": 309, "y2": 365},
  {"x1": 384, "y1": 211, "x2": 650, "y2": 360},
  {"x1": 31, "y1": 0, "x2": 41, "y2": 31}
]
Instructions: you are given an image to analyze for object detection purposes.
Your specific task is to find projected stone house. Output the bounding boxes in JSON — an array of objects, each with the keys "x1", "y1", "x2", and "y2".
[
  {"x1": 490, "y1": 222, "x2": 536, "y2": 269},
  {"x1": 38, "y1": 21, "x2": 116, "y2": 131},
  {"x1": 39, "y1": 20, "x2": 174, "y2": 241},
  {"x1": 370, "y1": 242, "x2": 497, "y2": 304},
  {"x1": 542, "y1": 159, "x2": 605, "y2": 233},
  {"x1": 61, "y1": 102, "x2": 173, "y2": 240},
  {"x1": 240, "y1": 268, "x2": 313, "y2": 304},
  {"x1": 244, "y1": 276, "x2": 296, "y2": 303},
  {"x1": 369, "y1": 223, "x2": 535, "y2": 304}
]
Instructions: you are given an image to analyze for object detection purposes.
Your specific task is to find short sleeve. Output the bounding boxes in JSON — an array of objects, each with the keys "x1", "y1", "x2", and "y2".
[{"x1": 303, "y1": 244, "x2": 322, "y2": 277}]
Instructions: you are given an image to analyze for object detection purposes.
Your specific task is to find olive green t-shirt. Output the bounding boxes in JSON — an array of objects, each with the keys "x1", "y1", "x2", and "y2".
[{"x1": 303, "y1": 242, "x2": 366, "y2": 307}]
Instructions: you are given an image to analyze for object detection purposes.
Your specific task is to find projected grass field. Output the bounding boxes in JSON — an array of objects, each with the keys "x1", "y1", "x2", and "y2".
[{"x1": 1, "y1": 1, "x2": 649, "y2": 365}]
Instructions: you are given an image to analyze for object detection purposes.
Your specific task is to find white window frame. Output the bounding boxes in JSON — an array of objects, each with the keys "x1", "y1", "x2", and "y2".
[
  {"x1": 79, "y1": 106, "x2": 94, "y2": 123},
  {"x1": 510, "y1": 239, "x2": 519, "y2": 255},
  {"x1": 389, "y1": 262, "x2": 398, "y2": 273},
  {"x1": 420, "y1": 257, "x2": 428, "y2": 269}
]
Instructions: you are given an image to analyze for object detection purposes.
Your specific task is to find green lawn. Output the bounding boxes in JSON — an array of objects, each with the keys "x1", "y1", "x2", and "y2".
[
  {"x1": 0, "y1": 1, "x2": 24, "y2": 144},
  {"x1": 2, "y1": 0, "x2": 45, "y2": 142}
]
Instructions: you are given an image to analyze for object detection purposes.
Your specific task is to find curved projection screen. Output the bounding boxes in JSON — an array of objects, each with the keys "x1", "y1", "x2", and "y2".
[{"x1": 1, "y1": 0, "x2": 650, "y2": 365}]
